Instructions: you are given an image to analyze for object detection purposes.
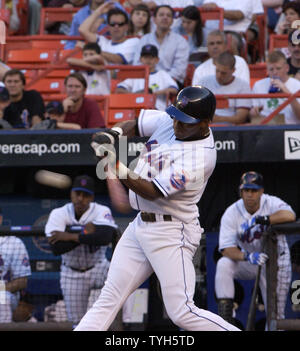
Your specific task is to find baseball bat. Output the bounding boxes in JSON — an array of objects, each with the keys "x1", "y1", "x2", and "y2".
[
  {"x1": 246, "y1": 264, "x2": 262, "y2": 331},
  {"x1": 246, "y1": 231, "x2": 267, "y2": 331}
]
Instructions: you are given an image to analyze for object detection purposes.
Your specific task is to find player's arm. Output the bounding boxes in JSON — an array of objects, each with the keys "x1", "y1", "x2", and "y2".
[
  {"x1": 78, "y1": 2, "x2": 110, "y2": 43},
  {"x1": 5, "y1": 277, "x2": 28, "y2": 293},
  {"x1": 261, "y1": 209, "x2": 296, "y2": 225},
  {"x1": 100, "y1": 52, "x2": 125, "y2": 65},
  {"x1": 67, "y1": 57, "x2": 105, "y2": 72},
  {"x1": 221, "y1": 247, "x2": 245, "y2": 261},
  {"x1": 48, "y1": 224, "x2": 117, "y2": 248}
]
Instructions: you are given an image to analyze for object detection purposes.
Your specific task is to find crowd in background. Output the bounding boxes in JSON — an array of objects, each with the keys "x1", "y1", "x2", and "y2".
[{"x1": 0, "y1": 0, "x2": 300, "y2": 129}]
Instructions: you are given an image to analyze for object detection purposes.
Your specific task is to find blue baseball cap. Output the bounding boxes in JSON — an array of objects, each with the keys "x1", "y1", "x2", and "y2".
[
  {"x1": 72, "y1": 175, "x2": 95, "y2": 195},
  {"x1": 239, "y1": 171, "x2": 264, "y2": 190}
]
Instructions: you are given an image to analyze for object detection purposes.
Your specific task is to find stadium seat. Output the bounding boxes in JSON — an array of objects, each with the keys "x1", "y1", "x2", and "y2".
[
  {"x1": 28, "y1": 78, "x2": 65, "y2": 95},
  {"x1": 249, "y1": 63, "x2": 267, "y2": 88},
  {"x1": 39, "y1": 7, "x2": 80, "y2": 35},
  {"x1": 247, "y1": 12, "x2": 268, "y2": 62},
  {"x1": 108, "y1": 65, "x2": 150, "y2": 93},
  {"x1": 7, "y1": 48, "x2": 59, "y2": 70},
  {"x1": 269, "y1": 34, "x2": 288, "y2": 51},
  {"x1": 108, "y1": 93, "x2": 156, "y2": 127},
  {"x1": 184, "y1": 63, "x2": 196, "y2": 87},
  {"x1": 107, "y1": 109, "x2": 136, "y2": 128}
]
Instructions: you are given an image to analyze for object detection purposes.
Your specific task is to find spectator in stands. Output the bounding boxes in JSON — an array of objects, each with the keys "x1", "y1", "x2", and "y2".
[
  {"x1": 115, "y1": 44, "x2": 178, "y2": 111},
  {"x1": 127, "y1": 4, "x2": 151, "y2": 37},
  {"x1": 1, "y1": 0, "x2": 20, "y2": 33},
  {"x1": 287, "y1": 29, "x2": 300, "y2": 79},
  {"x1": 44, "y1": 101, "x2": 82, "y2": 130},
  {"x1": 275, "y1": 1, "x2": 300, "y2": 34},
  {"x1": 197, "y1": 51, "x2": 252, "y2": 125},
  {"x1": 250, "y1": 50, "x2": 300, "y2": 124},
  {"x1": 64, "y1": 0, "x2": 126, "y2": 49},
  {"x1": 28, "y1": 0, "x2": 42, "y2": 35},
  {"x1": 0, "y1": 87, "x2": 12, "y2": 129},
  {"x1": 192, "y1": 30, "x2": 250, "y2": 85},
  {"x1": 172, "y1": 5, "x2": 209, "y2": 60},
  {"x1": 62, "y1": 72, "x2": 105, "y2": 128},
  {"x1": 67, "y1": 42, "x2": 110, "y2": 95},
  {"x1": 44, "y1": 0, "x2": 88, "y2": 35},
  {"x1": 79, "y1": 6, "x2": 140, "y2": 64},
  {"x1": 133, "y1": 5, "x2": 189, "y2": 89},
  {"x1": 0, "y1": 207, "x2": 31, "y2": 323},
  {"x1": 3, "y1": 69, "x2": 45, "y2": 128},
  {"x1": 202, "y1": 0, "x2": 264, "y2": 56}
]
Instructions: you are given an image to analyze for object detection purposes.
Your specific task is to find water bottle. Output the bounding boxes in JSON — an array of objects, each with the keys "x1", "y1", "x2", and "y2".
[
  {"x1": 21, "y1": 109, "x2": 29, "y2": 128},
  {"x1": 268, "y1": 76, "x2": 281, "y2": 93}
]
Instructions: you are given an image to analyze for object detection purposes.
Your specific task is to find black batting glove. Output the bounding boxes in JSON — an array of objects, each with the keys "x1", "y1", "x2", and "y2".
[
  {"x1": 255, "y1": 215, "x2": 270, "y2": 226},
  {"x1": 92, "y1": 128, "x2": 121, "y2": 145}
]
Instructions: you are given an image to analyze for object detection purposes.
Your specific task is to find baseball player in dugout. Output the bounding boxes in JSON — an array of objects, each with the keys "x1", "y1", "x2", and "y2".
[
  {"x1": 45, "y1": 175, "x2": 119, "y2": 329},
  {"x1": 215, "y1": 171, "x2": 296, "y2": 328},
  {"x1": 74, "y1": 86, "x2": 240, "y2": 331}
]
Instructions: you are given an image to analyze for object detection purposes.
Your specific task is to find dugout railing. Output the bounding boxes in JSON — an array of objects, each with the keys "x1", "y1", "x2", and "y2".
[{"x1": 265, "y1": 221, "x2": 300, "y2": 331}]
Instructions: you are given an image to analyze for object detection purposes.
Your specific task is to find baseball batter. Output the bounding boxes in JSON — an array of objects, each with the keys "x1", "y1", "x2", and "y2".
[
  {"x1": 215, "y1": 171, "x2": 295, "y2": 325},
  {"x1": 75, "y1": 86, "x2": 240, "y2": 331},
  {"x1": 45, "y1": 175, "x2": 118, "y2": 328},
  {"x1": 0, "y1": 208, "x2": 31, "y2": 323}
]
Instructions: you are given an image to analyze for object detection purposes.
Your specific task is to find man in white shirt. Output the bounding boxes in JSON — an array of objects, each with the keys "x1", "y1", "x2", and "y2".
[
  {"x1": 251, "y1": 50, "x2": 300, "y2": 124},
  {"x1": 133, "y1": 5, "x2": 189, "y2": 87},
  {"x1": 197, "y1": 51, "x2": 252, "y2": 124},
  {"x1": 202, "y1": 0, "x2": 264, "y2": 55},
  {"x1": 116, "y1": 44, "x2": 178, "y2": 111},
  {"x1": 192, "y1": 30, "x2": 250, "y2": 85},
  {"x1": 79, "y1": 4, "x2": 140, "y2": 65}
]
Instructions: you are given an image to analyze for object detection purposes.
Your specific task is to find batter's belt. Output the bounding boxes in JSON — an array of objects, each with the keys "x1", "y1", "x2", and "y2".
[
  {"x1": 140, "y1": 212, "x2": 172, "y2": 222},
  {"x1": 64, "y1": 263, "x2": 95, "y2": 272}
]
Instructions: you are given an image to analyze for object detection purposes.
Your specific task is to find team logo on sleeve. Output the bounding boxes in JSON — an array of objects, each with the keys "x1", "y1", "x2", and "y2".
[
  {"x1": 104, "y1": 212, "x2": 114, "y2": 222},
  {"x1": 22, "y1": 257, "x2": 30, "y2": 267},
  {"x1": 170, "y1": 171, "x2": 187, "y2": 190}
]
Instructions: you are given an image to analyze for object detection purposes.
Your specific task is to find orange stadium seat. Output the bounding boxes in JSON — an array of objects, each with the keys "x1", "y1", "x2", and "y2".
[
  {"x1": 108, "y1": 65, "x2": 150, "y2": 93},
  {"x1": 249, "y1": 63, "x2": 267, "y2": 88},
  {"x1": 7, "y1": 48, "x2": 59, "y2": 69},
  {"x1": 269, "y1": 34, "x2": 288, "y2": 51},
  {"x1": 107, "y1": 109, "x2": 136, "y2": 128},
  {"x1": 107, "y1": 93, "x2": 156, "y2": 127},
  {"x1": 39, "y1": 7, "x2": 80, "y2": 35},
  {"x1": 28, "y1": 78, "x2": 65, "y2": 95}
]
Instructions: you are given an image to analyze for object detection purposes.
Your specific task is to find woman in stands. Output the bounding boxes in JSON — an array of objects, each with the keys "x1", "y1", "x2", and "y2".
[
  {"x1": 173, "y1": 6, "x2": 208, "y2": 58},
  {"x1": 127, "y1": 4, "x2": 151, "y2": 37}
]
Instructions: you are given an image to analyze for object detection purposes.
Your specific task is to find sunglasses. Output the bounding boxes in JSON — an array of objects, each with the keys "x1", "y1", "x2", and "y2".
[{"x1": 109, "y1": 22, "x2": 126, "y2": 27}]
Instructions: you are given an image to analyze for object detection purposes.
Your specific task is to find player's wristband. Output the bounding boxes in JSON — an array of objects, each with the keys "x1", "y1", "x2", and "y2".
[
  {"x1": 244, "y1": 252, "x2": 249, "y2": 261},
  {"x1": 255, "y1": 215, "x2": 270, "y2": 226},
  {"x1": 81, "y1": 228, "x2": 88, "y2": 235}
]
